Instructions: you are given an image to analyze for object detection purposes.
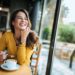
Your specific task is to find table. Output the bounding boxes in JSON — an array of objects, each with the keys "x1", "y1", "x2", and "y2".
[{"x1": 0, "y1": 64, "x2": 32, "y2": 75}]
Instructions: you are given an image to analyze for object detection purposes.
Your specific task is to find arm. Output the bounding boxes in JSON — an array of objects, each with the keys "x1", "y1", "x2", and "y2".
[
  {"x1": 17, "y1": 43, "x2": 33, "y2": 65},
  {"x1": 17, "y1": 26, "x2": 32, "y2": 65},
  {"x1": 0, "y1": 32, "x2": 7, "y2": 61},
  {"x1": 0, "y1": 33, "x2": 7, "y2": 51}
]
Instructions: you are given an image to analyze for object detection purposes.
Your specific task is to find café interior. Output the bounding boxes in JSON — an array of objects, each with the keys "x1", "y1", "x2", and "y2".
[{"x1": 1, "y1": 0, "x2": 75, "y2": 75}]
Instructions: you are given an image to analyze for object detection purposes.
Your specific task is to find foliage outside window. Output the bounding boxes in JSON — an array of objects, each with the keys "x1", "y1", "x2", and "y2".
[
  {"x1": 42, "y1": 27, "x2": 52, "y2": 40},
  {"x1": 58, "y1": 24, "x2": 75, "y2": 43}
]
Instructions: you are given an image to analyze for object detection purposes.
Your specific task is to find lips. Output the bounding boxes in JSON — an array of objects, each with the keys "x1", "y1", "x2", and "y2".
[
  {"x1": 18, "y1": 23, "x2": 27, "y2": 30},
  {"x1": 20, "y1": 24, "x2": 25, "y2": 26},
  {"x1": 20, "y1": 23, "x2": 27, "y2": 26},
  {"x1": 20, "y1": 24, "x2": 26, "y2": 27}
]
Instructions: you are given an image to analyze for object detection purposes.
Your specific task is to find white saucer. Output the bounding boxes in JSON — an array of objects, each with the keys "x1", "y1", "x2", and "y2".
[{"x1": 1, "y1": 64, "x2": 20, "y2": 71}]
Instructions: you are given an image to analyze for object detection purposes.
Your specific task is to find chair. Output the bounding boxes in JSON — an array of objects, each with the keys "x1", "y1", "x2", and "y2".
[{"x1": 30, "y1": 43, "x2": 42, "y2": 75}]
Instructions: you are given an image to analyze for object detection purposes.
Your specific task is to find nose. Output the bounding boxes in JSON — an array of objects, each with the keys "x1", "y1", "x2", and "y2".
[
  {"x1": 21, "y1": 18, "x2": 25, "y2": 22},
  {"x1": 21, "y1": 18, "x2": 28, "y2": 23}
]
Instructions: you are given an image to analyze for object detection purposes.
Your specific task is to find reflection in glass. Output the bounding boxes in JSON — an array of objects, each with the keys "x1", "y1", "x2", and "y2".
[
  {"x1": 51, "y1": 0, "x2": 75, "y2": 75},
  {"x1": 37, "y1": 0, "x2": 57, "y2": 75}
]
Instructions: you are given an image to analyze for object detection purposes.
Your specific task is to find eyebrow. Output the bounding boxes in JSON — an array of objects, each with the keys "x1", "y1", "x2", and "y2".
[
  {"x1": 16, "y1": 16, "x2": 28, "y2": 19},
  {"x1": 16, "y1": 15, "x2": 27, "y2": 17}
]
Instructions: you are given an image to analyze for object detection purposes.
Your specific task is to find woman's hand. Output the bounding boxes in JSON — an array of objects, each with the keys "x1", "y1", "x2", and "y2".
[
  {"x1": 0, "y1": 51, "x2": 3, "y2": 61},
  {"x1": 0, "y1": 51, "x2": 8, "y2": 61},
  {"x1": 20, "y1": 26, "x2": 31, "y2": 44}
]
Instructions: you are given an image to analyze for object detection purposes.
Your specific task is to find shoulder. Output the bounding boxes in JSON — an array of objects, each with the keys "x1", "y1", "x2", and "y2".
[{"x1": 2, "y1": 31, "x2": 13, "y2": 39}]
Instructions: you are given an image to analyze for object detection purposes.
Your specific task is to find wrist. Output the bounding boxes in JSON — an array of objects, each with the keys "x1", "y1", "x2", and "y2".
[
  {"x1": 20, "y1": 40, "x2": 26, "y2": 44},
  {"x1": 21, "y1": 38, "x2": 26, "y2": 44},
  {"x1": 18, "y1": 42, "x2": 26, "y2": 47}
]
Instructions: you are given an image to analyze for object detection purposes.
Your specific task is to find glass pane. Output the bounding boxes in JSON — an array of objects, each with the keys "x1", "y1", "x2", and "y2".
[
  {"x1": 51, "y1": 0, "x2": 75, "y2": 75},
  {"x1": 37, "y1": 0, "x2": 57, "y2": 75}
]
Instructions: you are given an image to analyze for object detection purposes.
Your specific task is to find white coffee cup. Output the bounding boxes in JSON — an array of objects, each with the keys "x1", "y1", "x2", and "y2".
[{"x1": 4, "y1": 59, "x2": 17, "y2": 69}]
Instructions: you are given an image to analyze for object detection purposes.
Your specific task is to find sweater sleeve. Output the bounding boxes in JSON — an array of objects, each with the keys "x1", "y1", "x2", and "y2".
[
  {"x1": 17, "y1": 44, "x2": 33, "y2": 65},
  {"x1": 0, "y1": 33, "x2": 7, "y2": 51}
]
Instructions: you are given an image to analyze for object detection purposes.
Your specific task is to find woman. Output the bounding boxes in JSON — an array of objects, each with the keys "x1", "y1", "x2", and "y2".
[{"x1": 0, "y1": 9, "x2": 38, "y2": 66}]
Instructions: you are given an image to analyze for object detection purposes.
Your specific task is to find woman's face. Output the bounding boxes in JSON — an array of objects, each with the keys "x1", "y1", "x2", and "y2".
[{"x1": 12, "y1": 11, "x2": 29, "y2": 30}]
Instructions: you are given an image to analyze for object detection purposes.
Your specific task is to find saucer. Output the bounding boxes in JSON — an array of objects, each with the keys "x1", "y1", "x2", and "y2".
[{"x1": 1, "y1": 64, "x2": 20, "y2": 71}]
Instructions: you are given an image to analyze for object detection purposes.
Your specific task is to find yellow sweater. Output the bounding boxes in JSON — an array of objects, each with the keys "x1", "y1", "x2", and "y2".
[{"x1": 0, "y1": 31, "x2": 33, "y2": 65}]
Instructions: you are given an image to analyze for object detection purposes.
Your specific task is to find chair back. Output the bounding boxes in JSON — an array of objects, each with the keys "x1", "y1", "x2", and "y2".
[{"x1": 30, "y1": 43, "x2": 42, "y2": 75}]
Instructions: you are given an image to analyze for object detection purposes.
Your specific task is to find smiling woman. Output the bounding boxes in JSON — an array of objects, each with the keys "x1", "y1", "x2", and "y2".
[{"x1": 0, "y1": 9, "x2": 39, "y2": 66}]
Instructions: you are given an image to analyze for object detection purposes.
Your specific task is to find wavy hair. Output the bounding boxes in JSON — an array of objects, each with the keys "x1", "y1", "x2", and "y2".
[
  {"x1": 10, "y1": 9, "x2": 31, "y2": 33},
  {"x1": 10, "y1": 9, "x2": 38, "y2": 49}
]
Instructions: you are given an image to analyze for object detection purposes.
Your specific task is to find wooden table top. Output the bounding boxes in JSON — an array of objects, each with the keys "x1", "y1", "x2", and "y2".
[{"x1": 0, "y1": 64, "x2": 32, "y2": 75}]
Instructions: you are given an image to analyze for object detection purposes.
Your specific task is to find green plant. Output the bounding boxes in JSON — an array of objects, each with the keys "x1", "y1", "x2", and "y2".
[
  {"x1": 42, "y1": 27, "x2": 50, "y2": 40},
  {"x1": 58, "y1": 25, "x2": 75, "y2": 43}
]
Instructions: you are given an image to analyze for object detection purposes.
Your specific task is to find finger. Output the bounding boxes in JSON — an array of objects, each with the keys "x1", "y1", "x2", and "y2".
[
  {"x1": 26, "y1": 27, "x2": 30, "y2": 33},
  {"x1": 30, "y1": 30, "x2": 33, "y2": 32}
]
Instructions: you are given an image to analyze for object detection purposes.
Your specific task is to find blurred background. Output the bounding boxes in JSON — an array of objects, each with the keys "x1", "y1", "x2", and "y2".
[{"x1": 0, "y1": 0, "x2": 75, "y2": 75}]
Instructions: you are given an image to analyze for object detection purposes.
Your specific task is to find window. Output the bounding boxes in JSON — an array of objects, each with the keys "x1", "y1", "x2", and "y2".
[{"x1": 0, "y1": 8, "x2": 9, "y2": 31}]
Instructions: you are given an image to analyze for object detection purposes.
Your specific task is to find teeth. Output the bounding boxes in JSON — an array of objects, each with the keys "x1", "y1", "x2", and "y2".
[
  {"x1": 20, "y1": 23, "x2": 27, "y2": 27},
  {"x1": 20, "y1": 24, "x2": 25, "y2": 26}
]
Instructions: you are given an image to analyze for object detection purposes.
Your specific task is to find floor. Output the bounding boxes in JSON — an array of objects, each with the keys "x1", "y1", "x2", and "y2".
[{"x1": 38, "y1": 44, "x2": 75, "y2": 75}]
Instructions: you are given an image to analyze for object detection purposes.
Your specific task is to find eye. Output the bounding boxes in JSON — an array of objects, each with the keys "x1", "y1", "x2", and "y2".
[
  {"x1": 16, "y1": 16, "x2": 28, "y2": 20},
  {"x1": 24, "y1": 18, "x2": 28, "y2": 20},
  {"x1": 16, "y1": 16, "x2": 22, "y2": 19}
]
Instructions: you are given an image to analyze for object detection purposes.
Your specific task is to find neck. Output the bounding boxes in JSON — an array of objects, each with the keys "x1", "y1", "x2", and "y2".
[{"x1": 14, "y1": 29, "x2": 21, "y2": 39}]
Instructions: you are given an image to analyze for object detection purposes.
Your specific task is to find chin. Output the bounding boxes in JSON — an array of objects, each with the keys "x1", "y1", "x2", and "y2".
[
  {"x1": 20, "y1": 28, "x2": 26, "y2": 30},
  {"x1": 18, "y1": 26, "x2": 25, "y2": 30}
]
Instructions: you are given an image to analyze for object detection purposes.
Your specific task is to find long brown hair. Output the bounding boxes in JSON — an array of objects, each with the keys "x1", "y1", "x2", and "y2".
[{"x1": 10, "y1": 9, "x2": 38, "y2": 49}]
